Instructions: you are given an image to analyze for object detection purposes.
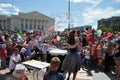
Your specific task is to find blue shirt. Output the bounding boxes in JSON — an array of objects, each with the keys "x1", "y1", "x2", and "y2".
[{"x1": 43, "y1": 71, "x2": 64, "y2": 80}]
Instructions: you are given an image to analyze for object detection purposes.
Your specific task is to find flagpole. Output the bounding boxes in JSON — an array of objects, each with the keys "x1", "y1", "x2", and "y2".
[{"x1": 68, "y1": 0, "x2": 70, "y2": 31}]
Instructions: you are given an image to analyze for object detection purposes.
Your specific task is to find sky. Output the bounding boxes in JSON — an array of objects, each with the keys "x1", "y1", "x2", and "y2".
[{"x1": 0, "y1": 0, "x2": 120, "y2": 31}]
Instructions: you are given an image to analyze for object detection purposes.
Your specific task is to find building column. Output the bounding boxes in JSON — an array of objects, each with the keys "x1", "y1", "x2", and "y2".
[
  {"x1": 36, "y1": 20, "x2": 39, "y2": 29},
  {"x1": 28, "y1": 19, "x2": 30, "y2": 30},
  {"x1": 39, "y1": 20, "x2": 41, "y2": 31},
  {"x1": 18, "y1": 20, "x2": 20, "y2": 30},
  {"x1": 46, "y1": 20, "x2": 48, "y2": 29},
  {"x1": 26, "y1": 19, "x2": 28, "y2": 30},
  {"x1": 38, "y1": 20, "x2": 40, "y2": 30},
  {"x1": 0, "y1": 20, "x2": 1, "y2": 30},
  {"x1": 35, "y1": 19, "x2": 37, "y2": 29},
  {"x1": 41, "y1": 20, "x2": 44, "y2": 31},
  {"x1": 44, "y1": 20, "x2": 48, "y2": 30},
  {"x1": 23, "y1": 19, "x2": 25, "y2": 30},
  {"x1": 1, "y1": 20, "x2": 3, "y2": 29},
  {"x1": 34, "y1": 19, "x2": 36, "y2": 29},
  {"x1": 32, "y1": 19, "x2": 34, "y2": 29},
  {"x1": 30, "y1": 19, "x2": 32, "y2": 30},
  {"x1": 21, "y1": 19, "x2": 23, "y2": 30},
  {"x1": 5, "y1": 20, "x2": 7, "y2": 30}
]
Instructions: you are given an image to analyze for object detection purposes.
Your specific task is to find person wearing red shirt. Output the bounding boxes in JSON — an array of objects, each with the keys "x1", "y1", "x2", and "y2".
[
  {"x1": 0, "y1": 44, "x2": 7, "y2": 69},
  {"x1": 88, "y1": 35, "x2": 97, "y2": 45},
  {"x1": 91, "y1": 44, "x2": 98, "y2": 71}
]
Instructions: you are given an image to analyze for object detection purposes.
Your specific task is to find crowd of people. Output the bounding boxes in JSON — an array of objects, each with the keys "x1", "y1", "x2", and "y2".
[{"x1": 0, "y1": 28, "x2": 120, "y2": 80}]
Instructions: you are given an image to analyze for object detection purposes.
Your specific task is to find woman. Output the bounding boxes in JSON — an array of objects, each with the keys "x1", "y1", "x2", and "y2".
[
  {"x1": 0, "y1": 44, "x2": 7, "y2": 69},
  {"x1": 61, "y1": 30, "x2": 82, "y2": 80},
  {"x1": 114, "y1": 42, "x2": 120, "y2": 78}
]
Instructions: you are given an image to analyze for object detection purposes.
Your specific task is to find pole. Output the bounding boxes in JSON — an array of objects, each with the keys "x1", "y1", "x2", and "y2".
[{"x1": 68, "y1": 0, "x2": 70, "y2": 31}]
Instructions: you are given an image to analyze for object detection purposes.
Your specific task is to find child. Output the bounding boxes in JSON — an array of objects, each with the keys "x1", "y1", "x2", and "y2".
[
  {"x1": 0, "y1": 44, "x2": 7, "y2": 69},
  {"x1": 43, "y1": 57, "x2": 64, "y2": 80},
  {"x1": 82, "y1": 46, "x2": 91, "y2": 71}
]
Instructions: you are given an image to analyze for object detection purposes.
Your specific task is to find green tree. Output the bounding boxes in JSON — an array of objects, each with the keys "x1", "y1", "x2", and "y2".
[
  {"x1": 110, "y1": 24, "x2": 120, "y2": 32},
  {"x1": 98, "y1": 24, "x2": 113, "y2": 32}
]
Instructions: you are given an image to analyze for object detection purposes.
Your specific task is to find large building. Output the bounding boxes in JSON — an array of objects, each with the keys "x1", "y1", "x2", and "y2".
[
  {"x1": 98, "y1": 16, "x2": 120, "y2": 28},
  {"x1": 0, "y1": 15, "x2": 8, "y2": 30},
  {"x1": 0, "y1": 11, "x2": 55, "y2": 31}
]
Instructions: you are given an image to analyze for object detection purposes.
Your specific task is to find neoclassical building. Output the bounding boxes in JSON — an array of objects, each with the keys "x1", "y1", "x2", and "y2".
[
  {"x1": 0, "y1": 11, "x2": 55, "y2": 31},
  {"x1": 0, "y1": 15, "x2": 8, "y2": 30}
]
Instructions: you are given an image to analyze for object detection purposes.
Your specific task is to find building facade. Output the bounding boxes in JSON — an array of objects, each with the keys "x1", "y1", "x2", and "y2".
[
  {"x1": 98, "y1": 16, "x2": 120, "y2": 28},
  {"x1": 0, "y1": 15, "x2": 8, "y2": 30},
  {"x1": 0, "y1": 11, "x2": 55, "y2": 31}
]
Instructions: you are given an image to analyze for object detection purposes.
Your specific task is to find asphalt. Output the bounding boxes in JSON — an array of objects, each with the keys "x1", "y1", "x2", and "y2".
[
  {"x1": 0, "y1": 67, "x2": 120, "y2": 80},
  {"x1": 0, "y1": 67, "x2": 93, "y2": 80}
]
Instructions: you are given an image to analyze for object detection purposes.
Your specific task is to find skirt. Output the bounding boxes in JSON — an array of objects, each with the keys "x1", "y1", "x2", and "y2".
[{"x1": 61, "y1": 52, "x2": 82, "y2": 73}]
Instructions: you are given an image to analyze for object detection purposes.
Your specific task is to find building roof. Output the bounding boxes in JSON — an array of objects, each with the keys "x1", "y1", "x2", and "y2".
[{"x1": 18, "y1": 11, "x2": 54, "y2": 20}]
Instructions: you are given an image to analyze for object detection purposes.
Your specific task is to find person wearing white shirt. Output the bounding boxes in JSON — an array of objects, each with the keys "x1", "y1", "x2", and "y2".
[
  {"x1": 9, "y1": 48, "x2": 21, "y2": 74},
  {"x1": 83, "y1": 46, "x2": 91, "y2": 71}
]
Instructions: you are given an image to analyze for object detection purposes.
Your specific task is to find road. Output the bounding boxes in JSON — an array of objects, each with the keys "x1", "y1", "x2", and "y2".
[{"x1": 0, "y1": 68, "x2": 120, "y2": 80}]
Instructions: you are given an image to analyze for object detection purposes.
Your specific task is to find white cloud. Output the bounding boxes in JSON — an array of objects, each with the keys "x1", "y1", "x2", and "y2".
[
  {"x1": 81, "y1": 7, "x2": 120, "y2": 29},
  {"x1": 12, "y1": 6, "x2": 20, "y2": 15},
  {"x1": 55, "y1": 13, "x2": 68, "y2": 31},
  {"x1": 0, "y1": 8, "x2": 10, "y2": 14},
  {"x1": 115, "y1": 0, "x2": 120, "y2": 3},
  {"x1": 71, "y1": 0, "x2": 103, "y2": 6},
  {"x1": 0, "y1": 3, "x2": 12, "y2": 8},
  {"x1": 0, "y1": 3, "x2": 20, "y2": 15}
]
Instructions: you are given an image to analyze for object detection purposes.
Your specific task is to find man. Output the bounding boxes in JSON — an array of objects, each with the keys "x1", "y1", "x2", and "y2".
[{"x1": 9, "y1": 48, "x2": 21, "y2": 74}]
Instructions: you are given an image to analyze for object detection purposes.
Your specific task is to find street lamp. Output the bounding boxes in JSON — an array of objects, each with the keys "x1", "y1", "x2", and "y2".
[{"x1": 68, "y1": 0, "x2": 70, "y2": 31}]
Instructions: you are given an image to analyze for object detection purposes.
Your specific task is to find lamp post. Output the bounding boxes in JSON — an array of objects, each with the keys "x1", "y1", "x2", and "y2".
[{"x1": 68, "y1": 0, "x2": 70, "y2": 31}]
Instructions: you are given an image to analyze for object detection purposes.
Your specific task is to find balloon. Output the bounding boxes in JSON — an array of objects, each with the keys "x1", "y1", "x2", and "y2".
[
  {"x1": 18, "y1": 31, "x2": 23, "y2": 36},
  {"x1": 96, "y1": 30, "x2": 102, "y2": 37},
  {"x1": 107, "y1": 32, "x2": 112, "y2": 38},
  {"x1": 48, "y1": 26, "x2": 55, "y2": 32}
]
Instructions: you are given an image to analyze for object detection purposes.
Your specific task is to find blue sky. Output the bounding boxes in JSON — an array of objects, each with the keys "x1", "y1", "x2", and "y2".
[{"x1": 0, "y1": 0, "x2": 120, "y2": 31}]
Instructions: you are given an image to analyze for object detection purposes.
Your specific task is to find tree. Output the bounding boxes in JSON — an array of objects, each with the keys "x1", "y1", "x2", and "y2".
[
  {"x1": 98, "y1": 24, "x2": 113, "y2": 32},
  {"x1": 110, "y1": 23, "x2": 120, "y2": 32}
]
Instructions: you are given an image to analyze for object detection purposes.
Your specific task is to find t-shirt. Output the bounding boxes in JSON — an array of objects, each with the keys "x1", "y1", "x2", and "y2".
[
  {"x1": 43, "y1": 71, "x2": 64, "y2": 80},
  {"x1": 9, "y1": 54, "x2": 21, "y2": 70}
]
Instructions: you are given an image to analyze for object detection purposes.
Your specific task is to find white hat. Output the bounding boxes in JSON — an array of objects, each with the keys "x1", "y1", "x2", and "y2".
[{"x1": 12, "y1": 64, "x2": 27, "y2": 78}]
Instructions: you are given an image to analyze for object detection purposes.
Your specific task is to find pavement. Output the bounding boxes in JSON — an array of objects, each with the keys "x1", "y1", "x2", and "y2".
[
  {"x1": 0, "y1": 67, "x2": 93, "y2": 80},
  {"x1": 0, "y1": 67, "x2": 120, "y2": 80},
  {"x1": 65, "y1": 69, "x2": 93, "y2": 80}
]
